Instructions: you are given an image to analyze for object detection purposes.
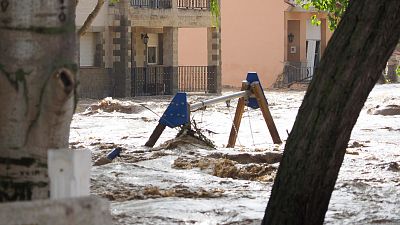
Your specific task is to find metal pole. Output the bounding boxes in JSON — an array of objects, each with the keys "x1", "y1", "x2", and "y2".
[
  {"x1": 144, "y1": 42, "x2": 148, "y2": 94},
  {"x1": 189, "y1": 90, "x2": 250, "y2": 111}
]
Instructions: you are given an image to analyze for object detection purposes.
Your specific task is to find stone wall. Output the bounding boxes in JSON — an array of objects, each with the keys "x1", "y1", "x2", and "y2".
[
  {"x1": 110, "y1": 2, "x2": 132, "y2": 97},
  {"x1": 79, "y1": 67, "x2": 112, "y2": 99},
  {"x1": 207, "y1": 26, "x2": 221, "y2": 94}
]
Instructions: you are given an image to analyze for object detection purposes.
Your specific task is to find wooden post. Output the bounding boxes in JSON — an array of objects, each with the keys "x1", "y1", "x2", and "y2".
[
  {"x1": 48, "y1": 149, "x2": 91, "y2": 199},
  {"x1": 145, "y1": 123, "x2": 166, "y2": 147},
  {"x1": 227, "y1": 97, "x2": 245, "y2": 147},
  {"x1": 251, "y1": 82, "x2": 282, "y2": 144},
  {"x1": 227, "y1": 81, "x2": 248, "y2": 148}
]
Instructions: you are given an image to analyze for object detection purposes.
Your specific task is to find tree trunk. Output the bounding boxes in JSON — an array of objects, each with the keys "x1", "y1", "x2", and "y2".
[
  {"x1": 387, "y1": 64, "x2": 398, "y2": 83},
  {"x1": 263, "y1": 1, "x2": 400, "y2": 224},
  {"x1": 0, "y1": 1, "x2": 77, "y2": 202},
  {"x1": 386, "y1": 42, "x2": 399, "y2": 83},
  {"x1": 377, "y1": 72, "x2": 386, "y2": 84}
]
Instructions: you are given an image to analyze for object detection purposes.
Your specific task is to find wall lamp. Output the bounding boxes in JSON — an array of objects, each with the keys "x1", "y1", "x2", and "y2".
[
  {"x1": 288, "y1": 33, "x2": 294, "y2": 43},
  {"x1": 141, "y1": 33, "x2": 149, "y2": 45}
]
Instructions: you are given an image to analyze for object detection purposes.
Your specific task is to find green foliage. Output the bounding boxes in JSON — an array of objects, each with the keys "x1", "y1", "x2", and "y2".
[
  {"x1": 210, "y1": 0, "x2": 220, "y2": 27},
  {"x1": 396, "y1": 65, "x2": 400, "y2": 77},
  {"x1": 109, "y1": 0, "x2": 119, "y2": 6},
  {"x1": 295, "y1": 0, "x2": 349, "y2": 30},
  {"x1": 310, "y1": 15, "x2": 321, "y2": 26}
]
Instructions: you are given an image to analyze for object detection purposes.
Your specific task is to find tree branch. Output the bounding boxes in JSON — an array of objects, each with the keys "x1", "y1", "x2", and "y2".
[{"x1": 78, "y1": 0, "x2": 105, "y2": 36}]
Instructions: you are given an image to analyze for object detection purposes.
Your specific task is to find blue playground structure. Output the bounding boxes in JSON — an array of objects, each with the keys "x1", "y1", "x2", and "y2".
[{"x1": 145, "y1": 72, "x2": 282, "y2": 147}]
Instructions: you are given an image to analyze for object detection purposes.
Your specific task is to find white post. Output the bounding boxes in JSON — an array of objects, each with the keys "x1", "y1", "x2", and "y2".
[{"x1": 48, "y1": 149, "x2": 91, "y2": 199}]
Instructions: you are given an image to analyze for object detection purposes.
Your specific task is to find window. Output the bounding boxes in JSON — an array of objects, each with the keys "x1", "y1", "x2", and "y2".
[
  {"x1": 147, "y1": 46, "x2": 157, "y2": 64},
  {"x1": 80, "y1": 32, "x2": 96, "y2": 66}
]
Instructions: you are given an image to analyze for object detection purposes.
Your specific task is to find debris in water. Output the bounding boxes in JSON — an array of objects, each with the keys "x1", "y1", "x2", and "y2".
[
  {"x1": 388, "y1": 162, "x2": 400, "y2": 172},
  {"x1": 346, "y1": 150, "x2": 360, "y2": 155},
  {"x1": 367, "y1": 105, "x2": 400, "y2": 116},
  {"x1": 94, "y1": 147, "x2": 123, "y2": 166},
  {"x1": 172, "y1": 157, "x2": 213, "y2": 170},
  {"x1": 97, "y1": 185, "x2": 225, "y2": 202},
  {"x1": 208, "y1": 152, "x2": 282, "y2": 164},
  {"x1": 176, "y1": 119, "x2": 216, "y2": 149},
  {"x1": 156, "y1": 120, "x2": 216, "y2": 150},
  {"x1": 94, "y1": 157, "x2": 112, "y2": 166},
  {"x1": 348, "y1": 141, "x2": 366, "y2": 148},
  {"x1": 82, "y1": 97, "x2": 143, "y2": 115},
  {"x1": 158, "y1": 135, "x2": 213, "y2": 150},
  {"x1": 173, "y1": 152, "x2": 279, "y2": 182},
  {"x1": 213, "y1": 158, "x2": 277, "y2": 182}
]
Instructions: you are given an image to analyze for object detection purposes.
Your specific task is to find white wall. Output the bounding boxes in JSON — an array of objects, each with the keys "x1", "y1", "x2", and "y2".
[
  {"x1": 76, "y1": 0, "x2": 108, "y2": 27},
  {"x1": 306, "y1": 19, "x2": 321, "y2": 40},
  {"x1": 80, "y1": 33, "x2": 96, "y2": 66}
]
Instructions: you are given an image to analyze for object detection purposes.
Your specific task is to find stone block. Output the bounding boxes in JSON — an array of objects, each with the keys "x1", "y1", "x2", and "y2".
[
  {"x1": 0, "y1": 196, "x2": 111, "y2": 225},
  {"x1": 48, "y1": 149, "x2": 91, "y2": 199}
]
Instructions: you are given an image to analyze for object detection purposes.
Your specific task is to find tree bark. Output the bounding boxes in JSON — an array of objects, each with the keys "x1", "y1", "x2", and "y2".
[
  {"x1": 377, "y1": 72, "x2": 386, "y2": 84},
  {"x1": 386, "y1": 42, "x2": 399, "y2": 83},
  {"x1": 0, "y1": 1, "x2": 77, "y2": 201},
  {"x1": 78, "y1": 0, "x2": 105, "y2": 36},
  {"x1": 263, "y1": 1, "x2": 400, "y2": 224},
  {"x1": 387, "y1": 64, "x2": 398, "y2": 83}
]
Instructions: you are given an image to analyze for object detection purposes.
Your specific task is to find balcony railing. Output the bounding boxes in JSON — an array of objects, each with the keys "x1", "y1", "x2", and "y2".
[
  {"x1": 131, "y1": 66, "x2": 173, "y2": 96},
  {"x1": 177, "y1": 0, "x2": 210, "y2": 10},
  {"x1": 130, "y1": 0, "x2": 211, "y2": 10},
  {"x1": 131, "y1": 65, "x2": 217, "y2": 96},
  {"x1": 283, "y1": 63, "x2": 316, "y2": 85},
  {"x1": 178, "y1": 66, "x2": 216, "y2": 93},
  {"x1": 130, "y1": 0, "x2": 172, "y2": 9}
]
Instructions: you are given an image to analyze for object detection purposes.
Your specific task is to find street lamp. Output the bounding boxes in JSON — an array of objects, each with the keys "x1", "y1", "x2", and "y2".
[
  {"x1": 141, "y1": 33, "x2": 149, "y2": 45},
  {"x1": 141, "y1": 33, "x2": 149, "y2": 94},
  {"x1": 141, "y1": 33, "x2": 149, "y2": 66}
]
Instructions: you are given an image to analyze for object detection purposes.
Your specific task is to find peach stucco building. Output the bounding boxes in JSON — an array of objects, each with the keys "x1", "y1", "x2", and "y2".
[
  {"x1": 220, "y1": 0, "x2": 287, "y2": 87},
  {"x1": 179, "y1": 0, "x2": 332, "y2": 88},
  {"x1": 178, "y1": 0, "x2": 286, "y2": 88}
]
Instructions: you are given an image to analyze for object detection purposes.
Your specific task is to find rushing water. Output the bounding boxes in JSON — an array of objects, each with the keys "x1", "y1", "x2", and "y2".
[{"x1": 71, "y1": 84, "x2": 400, "y2": 225}]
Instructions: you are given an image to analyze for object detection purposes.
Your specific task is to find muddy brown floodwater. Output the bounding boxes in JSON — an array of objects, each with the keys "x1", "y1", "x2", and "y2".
[{"x1": 70, "y1": 84, "x2": 400, "y2": 225}]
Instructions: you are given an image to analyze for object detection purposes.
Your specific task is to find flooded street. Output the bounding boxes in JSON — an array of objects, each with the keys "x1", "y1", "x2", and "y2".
[{"x1": 70, "y1": 84, "x2": 400, "y2": 225}]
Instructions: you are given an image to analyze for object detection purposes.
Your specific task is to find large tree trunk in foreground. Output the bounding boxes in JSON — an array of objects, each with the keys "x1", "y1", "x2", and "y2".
[
  {"x1": 263, "y1": 1, "x2": 400, "y2": 224},
  {"x1": 0, "y1": 1, "x2": 77, "y2": 201}
]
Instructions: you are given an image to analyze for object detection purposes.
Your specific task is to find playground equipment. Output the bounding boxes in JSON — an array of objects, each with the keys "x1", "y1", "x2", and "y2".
[{"x1": 145, "y1": 72, "x2": 282, "y2": 147}]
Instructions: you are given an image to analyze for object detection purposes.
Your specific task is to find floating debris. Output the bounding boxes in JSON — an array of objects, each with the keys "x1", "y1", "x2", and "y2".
[
  {"x1": 388, "y1": 162, "x2": 400, "y2": 172},
  {"x1": 367, "y1": 105, "x2": 400, "y2": 116},
  {"x1": 83, "y1": 97, "x2": 143, "y2": 115},
  {"x1": 348, "y1": 141, "x2": 366, "y2": 148},
  {"x1": 208, "y1": 152, "x2": 282, "y2": 164},
  {"x1": 173, "y1": 151, "x2": 281, "y2": 182},
  {"x1": 97, "y1": 185, "x2": 225, "y2": 202},
  {"x1": 93, "y1": 147, "x2": 123, "y2": 166}
]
